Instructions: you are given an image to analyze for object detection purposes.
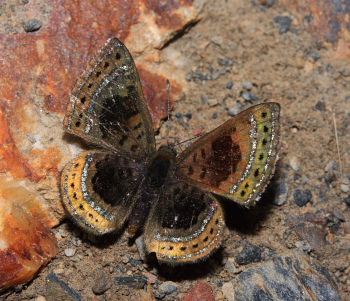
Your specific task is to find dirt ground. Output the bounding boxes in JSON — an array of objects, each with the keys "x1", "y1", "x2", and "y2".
[{"x1": 3, "y1": 0, "x2": 350, "y2": 300}]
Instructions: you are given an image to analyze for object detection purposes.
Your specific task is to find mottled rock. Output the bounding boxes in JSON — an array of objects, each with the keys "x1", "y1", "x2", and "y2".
[
  {"x1": 114, "y1": 276, "x2": 147, "y2": 289},
  {"x1": 231, "y1": 251, "x2": 341, "y2": 301},
  {"x1": 274, "y1": 16, "x2": 292, "y2": 34},
  {"x1": 46, "y1": 273, "x2": 82, "y2": 301},
  {"x1": 23, "y1": 19, "x2": 43, "y2": 32},
  {"x1": 235, "y1": 242, "x2": 262, "y2": 265},
  {"x1": 157, "y1": 281, "x2": 178, "y2": 298},
  {"x1": 92, "y1": 268, "x2": 110, "y2": 295}
]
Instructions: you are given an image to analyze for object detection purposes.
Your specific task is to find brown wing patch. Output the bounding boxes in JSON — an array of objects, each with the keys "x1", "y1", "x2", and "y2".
[{"x1": 176, "y1": 103, "x2": 280, "y2": 206}]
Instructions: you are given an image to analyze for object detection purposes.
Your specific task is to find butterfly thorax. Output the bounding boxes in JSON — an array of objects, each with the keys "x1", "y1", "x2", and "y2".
[{"x1": 146, "y1": 145, "x2": 177, "y2": 190}]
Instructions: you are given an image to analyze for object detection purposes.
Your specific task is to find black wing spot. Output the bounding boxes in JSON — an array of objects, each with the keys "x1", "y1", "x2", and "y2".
[
  {"x1": 203, "y1": 236, "x2": 209, "y2": 242},
  {"x1": 74, "y1": 163, "x2": 80, "y2": 168},
  {"x1": 259, "y1": 153, "x2": 264, "y2": 160},
  {"x1": 70, "y1": 183, "x2": 75, "y2": 188},
  {"x1": 133, "y1": 122, "x2": 142, "y2": 130},
  {"x1": 89, "y1": 213, "x2": 93, "y2": 218},
  {"x1": 192, "y1": 243, "x2": 198, "y2": 248},
  {"x1": 79, "y1": 204, "x2": 84, "y2": 210},
  {"x1": 263, "y1": 125, "x2": 269, "y2": 133},
  {"x1": 88, "y1": 83, "x2": 93, "y2": 89},
  {"x1": 80, "y1": 96, "x2": 86, "y2": 104},
  {"x1": 96, "y1": 71, "x2": 101, "y2": 78},
  {"x1": 200, "y1": 167, "x2": 207, "y2": 179},
  {"x1": 215, "y1": 218, "x2": 219, "y2": 224},
  {"x1": 130, "y1": 145, "x2": 138, "y2": 152},
  {"x1": 116, "y1": 52, "x2": 121, "y2": 60},
  {"x1": 119, "y1": 135, "x2": 128, "y2": 146},
  {"x1": 180, "y1": 247, "x2": 187, "y2": 251},
  {"x1": 254, "y1": 169, "x2": 260, "y2": 177},
  {"x1": 245, "y1": 183, "x2": 249, "y2": 189},
  {"x1": 201, "y1": 148, "x2": 206, "y2": 158},
  {"x1": 73, "y1": 192, "x2": 77, "y2": 199},
  {"x1": 188, "y1": 166, "x2": 194, "y2": 175},
  {"x1": 193, "y1": 153, "x2": 197, "y2": 162},
  {"x1": 103, "y1": 62, "x2": 109, "y2": 69},
  {"x1": 262, "y1": 138, "x2": 267, "y2": 146},
  {"x1": 168, "y1": 246, "x2": 174, "y2": 250},
  {"x1": 240, "y1": 190, "x2": 246, "y2": 197},
  {"x1": 210, "y1": 228, "x2": 214, "y2": 234},
  {"x1": 75, "y1": 121, "x2": 81, "y2": 128},
  {"x1": 261, "y1": 112, "x2": 267, "y2": 118},
  {"x1": 136, "y1": 132, "x2": 144, "y2": 140}
]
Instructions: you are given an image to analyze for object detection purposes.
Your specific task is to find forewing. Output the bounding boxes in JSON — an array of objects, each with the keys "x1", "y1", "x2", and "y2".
[
  {"x1": 176, "y1": 103, "x2": 280, "y2": 206},
  {"x1": 64, "y1": 38, "x2": 155, "y2": 155},
  {"x1": 61, "y1": 151, "x2": 144, "y2": 235},
  {"x1": 144, "y1": 182, "x2": 225, "y2": 264}
]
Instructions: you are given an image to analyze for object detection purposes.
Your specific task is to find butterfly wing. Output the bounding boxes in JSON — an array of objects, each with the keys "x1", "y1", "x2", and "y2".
[
  {"x1": 64, "y1": 38, "x2": 155, "y2": 156},
  {"x1": 176, "y1": 102, "x2": 280, "y2": 206},
  {"x1": 143, "y1": 181, "x2": 225, "y2": 264},
  {"x1": 61, "y1": 151, "x2": 144, "y2": 235}
]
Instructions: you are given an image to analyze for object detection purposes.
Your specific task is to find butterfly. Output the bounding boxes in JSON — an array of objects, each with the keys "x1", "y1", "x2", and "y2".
[{"x1": 61, "y1": 38, "x2": 280, "y2": 264}]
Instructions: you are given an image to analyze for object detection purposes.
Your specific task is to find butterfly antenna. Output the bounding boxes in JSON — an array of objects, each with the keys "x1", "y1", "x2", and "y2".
[{"x1": 174, "y1": 132, "x2": 207, "y2": 149}]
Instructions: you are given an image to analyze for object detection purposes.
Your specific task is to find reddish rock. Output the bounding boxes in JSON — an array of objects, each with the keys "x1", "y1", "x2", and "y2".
[
  {"x1": 182, "y1": 281, "x2": 215, "y2": 301},
  {"x1": 0, "y1": 189, "x2": 58, "y2": 292},
  {"x1": 279, "y1": 0, "x2": 350, "y2": 61}
]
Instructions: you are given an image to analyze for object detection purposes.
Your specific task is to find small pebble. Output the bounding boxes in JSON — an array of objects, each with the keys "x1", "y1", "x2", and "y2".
[
  {"x1": 242, "y1": 81, "x2": 253, "y2": 90},
  {"x1": 242, "y1": 91, "x2": 251, "y2": 101},
  {"x1": 344, "y1": 196, "x2": 350, "y2": 207},
  {"x1": 342, "y1": 177, "x2": 350, "y2": 185},
  {"x1": 274, "y1": 16, "x2": 292, "y2": 34},
  {"x1": 235, "y1": 242, "x2": 262, "y2": 265},
  {"x1": 272, "y1": 180, "x2": 289, "y2": 206},
  {"x1": 289, "y1": 156, "x2": 300, "y2": 171},
  {"x1": 64, "y1": 248, "x2": 76, "y2": 257},
  {"x1": 225, "y1": 258, "x2": 236, "y2": 274},
  {"x1": 228, "y1": 104, "x2": 242, "y2": 116},
  {"x1": 226, "y1": 81, "x2": 233, "y2": 89},
  {"x1": 208, "y1": 98, "x2": 218, "y2": 107},
  {"x1": 92, "y1": 268, "x2": 110, "y2": 295},
  {"x1": 121, "y1": 255, "x2": 129, "y2": 264},
  {"x1": 341, "y1": 184, "x2": 350, "y2": 193},
  {"x1": 293, "y1": 189, "x2": 312, "y2": 207},
  {"x1": 212, "y1": 112, "x2": 218, "y2": 119},
  {"x1": 325, "y1": 160, "x2": 337, "y2": 172},
  {"x1": 23, "y1": 19, "x2": 43, "y2": 32},
  {"x1": 158, "y1": 281, "x2": 178, "y2": 296},
  {"x1": 185, "y1": 113, "x2": 192, "y2": 120}
]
